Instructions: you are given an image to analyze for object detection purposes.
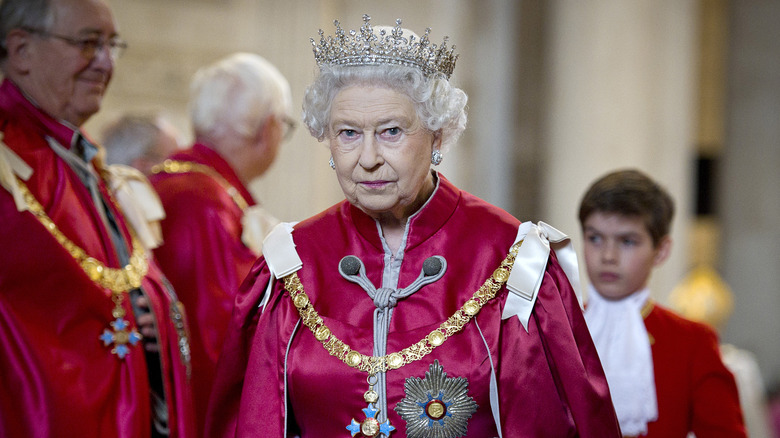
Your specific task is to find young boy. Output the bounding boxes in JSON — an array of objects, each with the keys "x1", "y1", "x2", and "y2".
[{"x1": 578, "y1": 169, "x2": 746, "y2": 437}]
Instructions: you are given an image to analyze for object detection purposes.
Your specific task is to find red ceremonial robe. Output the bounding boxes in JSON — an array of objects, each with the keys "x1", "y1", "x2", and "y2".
[
  {"x1": 0, "y1": 79, "x2": 195, "y2": 438},
  {"x1": 206, "y1": 174, "x2": 620, "y2": 437},
  {"x1": 150, "y1": 143, "x2": 258, "y2": 436},
  {"x1": 643, "y1": 303, "x2": 746, "y2": 437}
]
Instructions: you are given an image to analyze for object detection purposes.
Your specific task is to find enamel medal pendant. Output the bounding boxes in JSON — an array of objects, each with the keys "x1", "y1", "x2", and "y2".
[
  {"x1": 99, "y1": 296, "x2": 142, "y2": 359},
  {"x1": 346, "y1": 375, "x2": 395, "y2": 437}
]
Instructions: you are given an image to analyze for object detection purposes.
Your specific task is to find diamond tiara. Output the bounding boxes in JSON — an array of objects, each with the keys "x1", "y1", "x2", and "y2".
[{"x1": 310, "y1": 14, "x2": 458, "y2": 79}]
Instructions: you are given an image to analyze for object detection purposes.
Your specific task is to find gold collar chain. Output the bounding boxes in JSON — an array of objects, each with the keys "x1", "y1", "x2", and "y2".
[
  {"x1": 152, "y1": 160, "x2": 249, "y2": 210},
  {"x1": 17, "y1": 177, "x2": 148, "y2": 295},
  {"x1": 16, "y1": 176, "x2": 148, "y2": 358},
  {"x1": 283, "y1": 241, "x2": 522, "y2": 375}
]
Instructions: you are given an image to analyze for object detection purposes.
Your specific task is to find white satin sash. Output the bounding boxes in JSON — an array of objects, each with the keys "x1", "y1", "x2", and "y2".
[
  {"x1": 241, "y1": 205, "x2": 280, "y2": 256},
  {"x1": 0, "y1": 136, "x2": 33, "y2": 212},
  {"x1": 263, "y1": 222, "x2": 303, "y2": 279},
  {"x1": 105, "y1": 164, "x2": 166, "y2": 250},
  {"x1": 502, "y1": 221, "x2": 583, "y2": 331}
]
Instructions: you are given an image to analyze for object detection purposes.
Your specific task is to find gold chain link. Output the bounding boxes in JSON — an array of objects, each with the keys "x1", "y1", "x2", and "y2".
[
  {"x1": 152, "y1": 160, "x2": 249, "y2": 210},
  {"x1": 284, "y1": 242, "x2": 522, "y2": 375},
  {"x1": 16, "y1": 178, "x2": 148, "y2": 295}
]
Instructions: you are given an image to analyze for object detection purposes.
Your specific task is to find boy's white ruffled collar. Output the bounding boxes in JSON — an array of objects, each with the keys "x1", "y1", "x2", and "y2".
[{"x1": 585, "y1": 285, "x2": 658, "y2": 436}]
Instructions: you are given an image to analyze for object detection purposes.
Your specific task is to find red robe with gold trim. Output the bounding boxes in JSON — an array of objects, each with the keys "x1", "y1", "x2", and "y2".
[
  {"x1": 206, "y1": 174, "x2": 620, "y2": 437},
  {"x1": 643, "y1": 303, "x2": 746, "y2": 437},
  {"x1": 0, "y1": 79, "x2": 195, "y2": 438},
  {"x1": 150, "y1": 144, "x2": 259, "y2": 436}
]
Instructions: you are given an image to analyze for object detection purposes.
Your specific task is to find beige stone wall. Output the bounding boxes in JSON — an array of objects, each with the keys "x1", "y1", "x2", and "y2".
[
  {"x1": 92, "y1": 0, "x2": 344, "y2": 221},
  {"x1": 91, "y1": 0, "x2": 496, "y2": 223},
  {"x1": 539, "y1": 0, "x2": 698, "y2": 302},
  {"x1": 720, "y1": 0, "x2": 780, "y2": 392}
]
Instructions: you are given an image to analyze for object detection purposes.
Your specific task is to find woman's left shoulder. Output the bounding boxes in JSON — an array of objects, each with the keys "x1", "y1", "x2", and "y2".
[
  {"x1": 433, "y1": 174, "x2": 520, "y2": 235},
  {"x1": 455, "y1": 189, "x2": 521, "y2": 233}
]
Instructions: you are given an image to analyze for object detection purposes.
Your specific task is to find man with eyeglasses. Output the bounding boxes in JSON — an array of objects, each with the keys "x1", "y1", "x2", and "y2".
[
  {"x1": 148, "y1": 52, "x2": 292, "y2": 437},
  {"x1": 0, "y1": 0, "x2": 195, "y2": 437}
]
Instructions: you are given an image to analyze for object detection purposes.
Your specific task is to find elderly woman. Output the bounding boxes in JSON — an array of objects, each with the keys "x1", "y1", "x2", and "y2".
[{"x1": 207, "y1": 15, "x2": 619, "y2": 438}]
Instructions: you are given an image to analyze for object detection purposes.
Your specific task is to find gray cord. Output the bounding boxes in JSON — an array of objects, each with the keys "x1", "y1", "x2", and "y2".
[{"x1": 338, "y1": 255, "x2": 447, "y2": 421}]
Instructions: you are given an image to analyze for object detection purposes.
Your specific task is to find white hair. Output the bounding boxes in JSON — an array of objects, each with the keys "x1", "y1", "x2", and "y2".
[
  {"x1": 301, "y1": 64, "x2": 467, "y2": 152},
  {"x1": 0, "y1": 0, "x2": 55, "y2": 63},
  {"x1": 101, "y1": 114, "x2": 166, "y2": 166},
  {"x1": 190, "y1": 52, "x2": 292, "y2": 141}
]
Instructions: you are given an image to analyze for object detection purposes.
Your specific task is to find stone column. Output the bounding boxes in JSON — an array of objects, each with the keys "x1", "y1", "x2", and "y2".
[{"x1": 539, "y1": 0, "x2": 698, "y2": 300}]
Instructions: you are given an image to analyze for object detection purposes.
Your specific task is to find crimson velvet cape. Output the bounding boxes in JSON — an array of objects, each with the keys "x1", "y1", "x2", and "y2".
[
  {"x1": 150, "y1": 143, "x2": 259, "y2": 436},
  {"x1": 643, "y1": 303, "x2": 746, "y2": 437},
  {"x1": 206, "y1": 175, "x2": 620, "y2": 437},
  {"x1": 0, "y1": 80, "x2": 195, "y2": 437}
]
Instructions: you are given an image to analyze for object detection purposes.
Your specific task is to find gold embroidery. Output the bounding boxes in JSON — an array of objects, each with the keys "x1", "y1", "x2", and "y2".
[
  {"x1": 641, "y1": 299, "x2": 655, "y2": 319},
  {"x1": 642, "y1": 299, "x2": 655, "y2": 344}
]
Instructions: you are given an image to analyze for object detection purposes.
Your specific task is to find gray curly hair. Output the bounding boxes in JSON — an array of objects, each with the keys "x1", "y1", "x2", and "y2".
[
  {"x1": 0, "y1": 0, "x2": 54, "y2": 62},
  {"x1": 302, "y1": 64, "x2": 468, "y2": 152}
]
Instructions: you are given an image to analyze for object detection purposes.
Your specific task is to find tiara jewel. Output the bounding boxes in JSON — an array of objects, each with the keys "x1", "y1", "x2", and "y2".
[{"x1": 311, "y1": 14, "x2": 458, "y2": 79}]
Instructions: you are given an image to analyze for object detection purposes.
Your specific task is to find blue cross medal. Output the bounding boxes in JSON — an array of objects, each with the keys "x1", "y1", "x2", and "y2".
[
  {"x1": 346, "y1": 385, "x2": 395, "y2": 437},
  {"x1": 100, "y1": 316, "x2": 142, "y2": 359}
]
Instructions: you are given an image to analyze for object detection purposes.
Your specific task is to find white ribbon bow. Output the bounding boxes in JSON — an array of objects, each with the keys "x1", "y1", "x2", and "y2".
[
  {"x1": 263, "y1": 222, "x2": 302, "y2": 279},
  {"x1": 105, "y1": 164, "x2": 166, "y2": 250},
  {"x1": 0, "y1": 137, "x2": 33, "y2": 212},
  {"x1": 241, "y1": 205, "x2": 280, "y2": 256},
  {"x1": 257, "y1": 222, "x2": 302, "y2": 311},
  {"x1": 501, "y1": 221, "x2": 583, "y2": 331}
]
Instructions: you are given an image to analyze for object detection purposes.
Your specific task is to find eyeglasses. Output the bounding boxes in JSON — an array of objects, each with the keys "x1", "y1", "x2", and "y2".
[
  {"x1": 23, "y1": 27, "x2": 128, "y2": 61},
  {"x1": 282, "y1": 116, "x2": 297, "y2": 142}
]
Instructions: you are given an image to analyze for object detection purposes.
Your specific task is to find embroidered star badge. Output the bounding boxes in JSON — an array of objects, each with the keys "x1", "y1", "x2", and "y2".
[{"x1": 394, "y1": 360, "x2": 478, "y2": 438}]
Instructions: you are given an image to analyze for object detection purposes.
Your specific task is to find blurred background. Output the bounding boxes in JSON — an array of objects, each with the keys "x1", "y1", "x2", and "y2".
[{"x1": 92, "y1": 0, "x2": 779, "y2": 431}]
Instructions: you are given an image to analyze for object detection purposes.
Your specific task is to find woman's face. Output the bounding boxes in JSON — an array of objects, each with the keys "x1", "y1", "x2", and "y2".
[{"x1": 328, "y1": 85, "x2": 441, "y2": 222}]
